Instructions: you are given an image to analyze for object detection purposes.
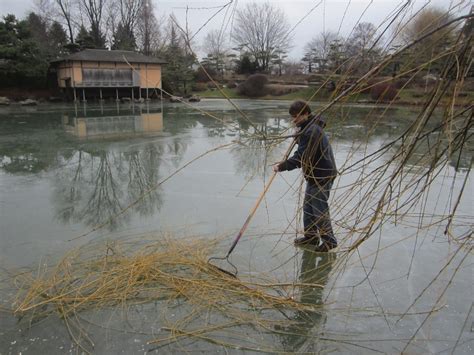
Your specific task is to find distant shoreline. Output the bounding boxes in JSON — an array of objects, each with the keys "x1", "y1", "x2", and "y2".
[{"x1": 0, "y1": 86, "x2": 472, "y2": 108}]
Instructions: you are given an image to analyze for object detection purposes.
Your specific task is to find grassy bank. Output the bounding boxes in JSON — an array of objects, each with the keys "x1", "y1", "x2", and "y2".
[
  {"x1": 193, "y1": 86, "x2": 473, "y2": 106},
  {"x1": 194, "y1": 86, "x2": 354, "y2": 101}
]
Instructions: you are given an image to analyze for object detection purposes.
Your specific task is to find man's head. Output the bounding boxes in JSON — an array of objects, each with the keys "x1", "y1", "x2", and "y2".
[{"x1": 289, "y1": 100, "x2": 311, "y2": 126}]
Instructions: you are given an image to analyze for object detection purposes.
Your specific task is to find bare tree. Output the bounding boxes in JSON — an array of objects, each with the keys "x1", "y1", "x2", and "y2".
[
  {"x1": 47, "y1": 0, "x2": 76, "y2": 43},
  {"x1": 346, "y1": 22, "x2": 381, "y2": 74},
  {"x1": 303, "y1": 31, "x2": 340, "y2": 73},
  {"x1": 347, "y1": 22, "x2": 378, "y2": 55},
  {"x1": 282, "y1": 60, "x2": 304, "y2": 75},
  {"x1": 202, "y1": 29, "x2": 230, "y2": 76},
  {"x1": 398, "y1": 7, "x2": 456, "y2": 74},
  {"x1": 203, "y1": 29, "x2": 229, "y2": 57},
  {"x1": 136, "y1": 0, "x2": 164, "y2": 55},
  {"x1": 79, "y1": 0, "x2": 106, "y2": 47},
  {"x1": 34, "y1": 0, "x2": 77, "y2": 43},
  {"x1": 119, "y1": 0, "x2": 141, "y2": 38},
  {"x1": 232, "y1": 2, "x2": 291, "y2": 72},
  {"x1": 400, "y1": 7, "x2": 455, "y2": 44},
  {"x1": 104, "y1": 1, "x2": 118, "y2": 47},
  {"x1": 105, "y1": 0, "x2": 141, "y2": 50},
  {"x1": 33, "y1": 0, "x2": 55, "y2": 25}
]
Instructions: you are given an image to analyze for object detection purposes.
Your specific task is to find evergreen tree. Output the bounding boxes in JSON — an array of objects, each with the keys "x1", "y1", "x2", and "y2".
[
  {"x1": 89, "y1": 25, "x2": 106, "y2": 49},
  {"x1": 112, "y1": 23, "x2": 136, "y2": 51},
  {"x1": 48, "y1": 21, "x2": 68, "y2": 58},
  {"x1": 162, "y1": 23, "x2": 195, "y2": 95},
  {"x1": 236, "y1": 55, "x2": 257, "y2": 74},
  {"x1": 25, "y1": 13, "x2": 68, "y2": 59},
  {"x1": 76, "y1": 25, "x2": 96, "y2": 50},
  {"x1": 0, "y1": 14, "x2": 48, "y2": 87},
  {"x1": 26, "y1": 12, "x2": 49, "y2": 47}
]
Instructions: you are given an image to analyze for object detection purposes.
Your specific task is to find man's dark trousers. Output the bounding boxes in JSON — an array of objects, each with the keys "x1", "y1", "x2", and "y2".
[{"x1": 303, "y1": 181, "x2": 337, "y2": 247}]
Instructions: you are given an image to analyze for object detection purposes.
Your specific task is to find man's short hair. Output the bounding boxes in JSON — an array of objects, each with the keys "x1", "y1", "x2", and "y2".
[{"x1": 289, "y1": 100, "x2": 311, "y2": 116}]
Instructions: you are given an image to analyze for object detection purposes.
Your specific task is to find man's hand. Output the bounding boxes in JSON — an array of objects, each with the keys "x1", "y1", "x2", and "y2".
[{"x1": 272, "y1": 163, "x2": 280, "y2": 173}]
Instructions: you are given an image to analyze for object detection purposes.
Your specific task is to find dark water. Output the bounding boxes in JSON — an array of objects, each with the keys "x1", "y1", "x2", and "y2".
[{"x1": 0, "y1": 100, "x2": 472, "y2": 354}]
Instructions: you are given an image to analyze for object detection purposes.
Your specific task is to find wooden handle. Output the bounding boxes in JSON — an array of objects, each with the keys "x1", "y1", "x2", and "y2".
[{"x1": 225, "y1": 137, "x2": 298, "y2": 257}]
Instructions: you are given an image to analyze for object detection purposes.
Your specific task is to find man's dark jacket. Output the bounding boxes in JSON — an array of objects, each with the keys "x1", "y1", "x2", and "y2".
[{"x1": 278, "y1": 115, "x2": 337, "y2": 185}]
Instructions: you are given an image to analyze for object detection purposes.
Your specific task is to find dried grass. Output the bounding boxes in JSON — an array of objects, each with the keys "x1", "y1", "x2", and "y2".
[{"x1": 12, "y1": 234, "x2": 341, "y2": 353}]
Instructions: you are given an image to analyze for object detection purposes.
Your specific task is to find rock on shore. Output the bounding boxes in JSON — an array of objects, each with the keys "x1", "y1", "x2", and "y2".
[
  {"x1": 0, "y1": 97, "x2": 10, "y2": 105},
  {"x1": 20, "y1": 99, "x2": 39, "y2": 106}
]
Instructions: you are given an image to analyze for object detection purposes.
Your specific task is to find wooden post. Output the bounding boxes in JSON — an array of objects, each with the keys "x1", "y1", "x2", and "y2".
[
  {"x1": 73, "y1": 88, "x2": 77, "y2": 102},
  {"x1": 100, "y1": 88, "x2": 103, "y2": 100},
  {"x1": 116, "y1": 88, "x2": 119, "y2": 102},
  {"x1": 160, "y1": 88, "x2": 163, "y2": 113},
  {"x1": 145, "y1": 63, "x2": 149, "y2": 100},
  {"x1": 131, "y1": 87, "x2": 135, "y2": 101},
  {"x1": 82, "y1": 89, "x2": 86, "y2": 102}
]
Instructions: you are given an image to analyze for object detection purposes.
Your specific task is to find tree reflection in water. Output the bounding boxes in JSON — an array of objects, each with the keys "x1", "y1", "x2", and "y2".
[
  {"x1": 231, "y1": 119, "x2": 288, "y2": 180},
  {"x1": 125, "y1": 144, "x2": 163, "y2": 216},
  {"x1": 276, "y1": 250, "x2": 336, "y2": 353},
  {"x1": 83, "y1": 151, "x2": 124, "y2": 229},
  {"x1": 53, "y1": 142, "x2": 173, "y2": 231},
  {"x1": 55, "y1": 150, "x2": 123, "y2": 230}
]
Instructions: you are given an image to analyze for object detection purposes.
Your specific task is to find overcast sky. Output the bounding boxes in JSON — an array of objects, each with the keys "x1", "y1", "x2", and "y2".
[{"x1": 0, "y1": 0, "x2": 467, "y2": 60}]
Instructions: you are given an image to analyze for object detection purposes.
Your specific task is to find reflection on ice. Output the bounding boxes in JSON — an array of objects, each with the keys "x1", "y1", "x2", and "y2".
[
  {"x1": 62, "y1": 103, "x2": 163, "y2": 139},
  {"x1": 0, "y1": 101, "x2": 472, "y2": 354}
]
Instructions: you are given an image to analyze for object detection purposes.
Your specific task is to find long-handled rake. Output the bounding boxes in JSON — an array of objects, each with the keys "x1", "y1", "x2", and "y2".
[
  {"x1": 208, "y1": 132, "x2": 305, "y2": 277},
  {"x1": 208, "y1": 171, "x2": 280, "y2": 277}
]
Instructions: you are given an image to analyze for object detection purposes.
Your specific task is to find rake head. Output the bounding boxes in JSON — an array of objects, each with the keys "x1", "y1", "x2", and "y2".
[{"x1": 207, "y1": 256, "x2": 238, "y2": 278}]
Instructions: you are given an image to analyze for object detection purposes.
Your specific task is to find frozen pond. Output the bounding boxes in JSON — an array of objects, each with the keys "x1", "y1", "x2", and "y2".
[{"x1": 0, "y1": 100, "x2": 472, "y2": 354}]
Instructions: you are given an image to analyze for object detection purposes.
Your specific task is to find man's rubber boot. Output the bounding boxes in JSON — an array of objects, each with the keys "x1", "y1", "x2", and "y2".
[
  {"x1": 314, "y1": 237, "x2": 337, "y2": 252},
  {"x1": 294, "y1": 235, "x2": 319, "y2": 246}
]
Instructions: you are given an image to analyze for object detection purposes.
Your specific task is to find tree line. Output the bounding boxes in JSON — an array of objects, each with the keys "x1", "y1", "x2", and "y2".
[{"x1": 0, "y1": 1, "x2": 470, "y2": 94}]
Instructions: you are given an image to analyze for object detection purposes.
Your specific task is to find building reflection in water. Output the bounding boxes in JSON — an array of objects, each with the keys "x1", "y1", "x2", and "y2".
[
  {"x1": 62, "y1": 102, "x2": 163, "y2": 139},
  {"x1": 277, "y1": 250, "x2": 336, "y2": 353}
]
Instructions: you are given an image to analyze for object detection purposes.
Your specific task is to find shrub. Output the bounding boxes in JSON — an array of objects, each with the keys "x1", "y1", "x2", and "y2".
[
  {"x1": 266, "y1": 84, "x2": 304, "y2": 96},
  {"x1": 370, "y1": 83, "x2": 399, "y2": 102},
  {"x1": 325, "y1": 80, "x2": 336, "y2": 92},
  {"x1": 193, "y1": 82, "x2": 208, "y2": 92},
  {"x1": 307, "y1": 74, "x2": 324, "y2": 83},
  {"x1": 227, "y1": 82, "x2": 237, "y2": 89},
  {"x1": 194, "y1": 66, "x2": 216, "y2": 82},
  {"x1": 360, "y1": 79, "x2": 379, "y2": 94},
  {"x1": 237, "y1": 74, "x2": 268, "y2": 97},
  {"x1": 393, "y1": 79, "x2": 408, "y2": 89}
]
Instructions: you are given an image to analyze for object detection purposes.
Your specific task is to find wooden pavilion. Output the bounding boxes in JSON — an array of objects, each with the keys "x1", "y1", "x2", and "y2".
[{"x1": 51, "y1": 49, "x2": 166, "y2": 101}]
